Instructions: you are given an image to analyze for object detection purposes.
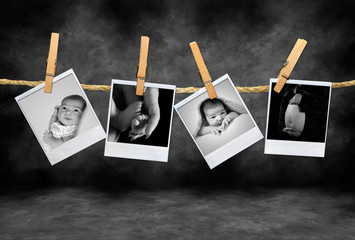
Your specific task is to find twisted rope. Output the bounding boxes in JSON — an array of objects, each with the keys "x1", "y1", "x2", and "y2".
[{"x1": 1, "y1": 79, "x2": 355, "y2": 93}]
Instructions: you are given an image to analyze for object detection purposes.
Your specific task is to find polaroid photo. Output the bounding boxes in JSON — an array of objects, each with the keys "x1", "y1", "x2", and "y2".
[
  {"x1": 265, "y1": 78, "x2": 332, "y2": 157},
  {"x1": 104, "y1": 80, "x2": 176, "y2": 162},
  {"x1": 15, "y1": 69, "x2": 106, "y2": 165},
  {"x1": 174, "y1": 74, "x2": 263, "y2": 169}
]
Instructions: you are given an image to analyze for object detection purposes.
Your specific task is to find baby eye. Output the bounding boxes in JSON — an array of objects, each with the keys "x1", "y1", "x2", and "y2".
[{"x1": 61, "y1": 106, "x2": 66, "y2": 110}]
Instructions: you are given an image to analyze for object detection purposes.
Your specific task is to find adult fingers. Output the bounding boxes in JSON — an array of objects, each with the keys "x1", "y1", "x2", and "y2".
[{"x1": 283, "y1": 127, "x2": 291, "y2": 133}]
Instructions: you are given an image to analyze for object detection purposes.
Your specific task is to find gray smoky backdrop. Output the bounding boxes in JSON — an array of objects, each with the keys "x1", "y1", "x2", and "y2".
[{"x1": 1, "y1": 0, "x2": 355, "y2": 188}]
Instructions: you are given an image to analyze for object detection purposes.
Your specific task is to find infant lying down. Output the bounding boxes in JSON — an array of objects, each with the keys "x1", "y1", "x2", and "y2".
[
  {"x1": 196, "y1": 98, "x2": 246, "y2": 137},
  {"x1": 42, "y1": 95, "x2": 86, "y2": 152}
]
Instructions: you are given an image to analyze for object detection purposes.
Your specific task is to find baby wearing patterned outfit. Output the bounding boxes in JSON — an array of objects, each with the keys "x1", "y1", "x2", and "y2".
[{"x1": 42, "y1": 95, "x2": 87, "y2": 152}]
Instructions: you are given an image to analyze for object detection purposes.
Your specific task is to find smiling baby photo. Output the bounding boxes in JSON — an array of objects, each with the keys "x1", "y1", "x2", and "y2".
[{"x1": 15, "y1": 69, "x2": 106, "y2": 165}]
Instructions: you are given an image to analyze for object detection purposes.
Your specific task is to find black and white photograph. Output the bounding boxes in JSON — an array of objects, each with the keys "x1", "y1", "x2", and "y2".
[
  {"x1": 265, "y1": 79, "x2": 332, "y2": 157},
  {"x1": 105, "y1": 80, "x2": 175, "y2": 162},
  {"x1": 174, "y1": 74, "x2": 263, "y2": 169},
  {"x1": 15, "y1": 69, "x2": 106, "y2": 165}
]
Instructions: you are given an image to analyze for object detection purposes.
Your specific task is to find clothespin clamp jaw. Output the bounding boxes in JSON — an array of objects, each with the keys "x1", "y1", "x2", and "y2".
[
  {"x1": 274, "y1": 38, "x2": 307, "y2": 93},
  {"x1": 44, "y1": 32, "x2": 59, "y2": 93},
  {"x1": 278, "y1": 60, "x2": 289, "y2": 75},
  {"x1": 190, "y1": 41, "x2": 217, "y2": 99},
  {"x1": 197, "y1": 71, "x2": 216, "y2": 99},
  {"x1": 276, "y1": 60, "x2": 290, "y2": 85},
  {"x1": 136, "y1": 64, "x2": 148, "y2": 95},
  {"x1": 136, "y1": 36, "x2": 150, "y2": 96}
]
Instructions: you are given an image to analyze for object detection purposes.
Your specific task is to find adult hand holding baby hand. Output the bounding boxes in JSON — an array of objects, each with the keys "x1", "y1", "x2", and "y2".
[{"x1": 112, "y1": 101, "x2": 142, "y2": 132}]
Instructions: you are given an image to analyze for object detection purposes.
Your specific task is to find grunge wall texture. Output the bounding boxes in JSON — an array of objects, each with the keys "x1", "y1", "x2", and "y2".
[{"x1": 1, "y1": 0, "x2": 355, "y2": 188}]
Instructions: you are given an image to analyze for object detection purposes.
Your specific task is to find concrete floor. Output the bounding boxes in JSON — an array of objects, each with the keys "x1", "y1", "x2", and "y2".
[{"x1": 0, "y1": 187, "x2": 355, "y2": 239}]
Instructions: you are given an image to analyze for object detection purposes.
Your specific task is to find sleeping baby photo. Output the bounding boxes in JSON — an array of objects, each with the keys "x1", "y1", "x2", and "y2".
[
  {"x1": 42, "y1": 94, "x2": 87, "y2": 152},
  {"x1": 174, "y1": 74, "x2": 263, "y2": 169}
]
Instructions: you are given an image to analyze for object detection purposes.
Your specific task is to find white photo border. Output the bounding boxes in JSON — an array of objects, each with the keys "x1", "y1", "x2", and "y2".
[
  {"x1": 15, "y1": 69, "x2": 106, "y2": 165},
  {"x1": 104, "y1": 80, "x2": 176, "y2": 162},
  {"x1": 174, "y1": 74, "x2": 264, "y2": 169},
  {"x1": 264, "y1": 78, "x2": 332, "y2": 157}
]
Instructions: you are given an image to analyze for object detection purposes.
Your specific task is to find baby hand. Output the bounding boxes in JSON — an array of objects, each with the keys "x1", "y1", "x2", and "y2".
[
  {"x1": 48, "y1": 105, "x2": 60, "y2": 130},
  {"x1": 117, "y1": 101, "x2": 142, "y2": 132},
  {"x1": 128, "y1": 114, "x2": 149, "y2": 141},
  {"x1": 209, "y1": 126, "x2": 224, "y2": 135},
  {"x1": 221, "y1": 116, "x2": 232, "y2": 130},
  {"x1": 221, "y1": 112, "x2": 238, "y2": 130},
  {"x1": 43, "y1": 130, "x2": 52, "y2": 142}
]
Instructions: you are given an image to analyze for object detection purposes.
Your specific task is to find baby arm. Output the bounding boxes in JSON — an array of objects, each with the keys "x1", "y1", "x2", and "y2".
[
  {"x1": 48, "y1": 106, "x2": 59, "y2": 130},
  {"x1": 221, "y1": 111, "x2": 239, "y2": 130},
  {"x1": 198, "y1": 126, "x2": 224, "y2": 136},
  {"x1": 43, "y1": 130, "x2": 63, "y2": 150}
]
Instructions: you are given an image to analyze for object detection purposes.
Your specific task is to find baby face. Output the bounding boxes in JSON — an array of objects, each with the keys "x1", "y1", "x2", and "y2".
[
  {"x1": 57, "y1": 98, "x2": 85, "y2": 126},
  {"x1": 203, "y1": 103, "x2": 227, "y2": 126},
  {"x1": 284, "y1": 104, "x2": 305, "y2": 134}
]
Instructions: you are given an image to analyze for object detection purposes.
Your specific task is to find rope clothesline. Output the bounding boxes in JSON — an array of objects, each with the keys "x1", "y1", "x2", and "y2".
[{"x1": 1, "y1": 78, "x2": 355, "y2": 93}]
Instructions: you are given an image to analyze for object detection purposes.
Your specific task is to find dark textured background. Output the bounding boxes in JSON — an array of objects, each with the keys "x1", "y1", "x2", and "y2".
[{"x1": 1, "y1": 0, "x2": 355, "y2": 188}]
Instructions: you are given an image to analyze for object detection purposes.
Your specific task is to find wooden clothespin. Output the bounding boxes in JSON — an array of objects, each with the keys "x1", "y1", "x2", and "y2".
[
  {"x1": 136, "y1": 36, "x2": 149, "y2": 96},
  {"x1": 274, "y1": 38, "x2": 307, "y2": 93},
  {"x1": 44, "y1": 32, "x2": 59, "y2": 93},
  {"x1": 189, "y1": 41, "x2": 217, "y2": 99}
]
